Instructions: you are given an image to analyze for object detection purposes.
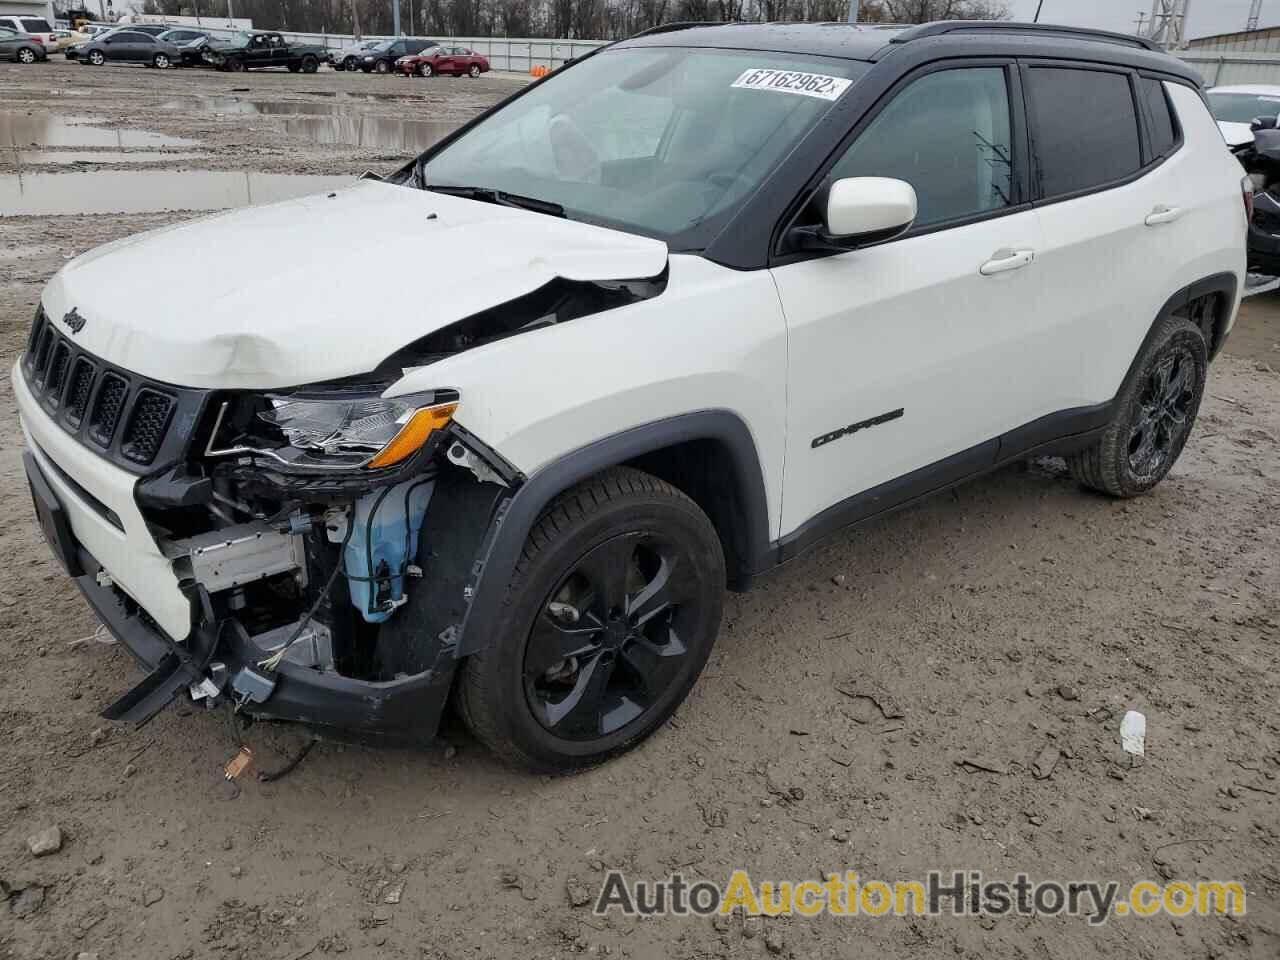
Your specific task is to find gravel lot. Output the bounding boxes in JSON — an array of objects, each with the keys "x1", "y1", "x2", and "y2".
[{"x1": 1, "y1": 59, "x2": 1278, "y2": 960}]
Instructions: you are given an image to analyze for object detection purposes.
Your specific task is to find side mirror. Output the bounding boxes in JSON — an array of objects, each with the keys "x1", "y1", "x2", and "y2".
[
  {"x1": 789, "y1": 177, "x2": 918, "y2": 253},
  {"x1": 1251, "y1": 115, "x2": 1278, "y2": 132}
]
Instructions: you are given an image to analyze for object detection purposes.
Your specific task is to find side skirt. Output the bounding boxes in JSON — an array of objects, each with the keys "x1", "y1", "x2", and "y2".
[{"x1": 772, "y1": 402, "x2": 1112, "y2": 565}]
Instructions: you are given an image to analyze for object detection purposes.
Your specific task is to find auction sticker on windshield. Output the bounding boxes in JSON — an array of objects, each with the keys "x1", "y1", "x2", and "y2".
[{"x1": 731, "y1": 68, "x2": 853, "y2": 101}]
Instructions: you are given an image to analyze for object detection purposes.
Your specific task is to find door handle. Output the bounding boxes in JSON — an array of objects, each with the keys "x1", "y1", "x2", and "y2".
[
  {"x1": 1145, "y1": 205, "x2": 1184, "y2": 226},
  {"x1": 979, "y1": 248, "x2": 1036, "y2": 276}
]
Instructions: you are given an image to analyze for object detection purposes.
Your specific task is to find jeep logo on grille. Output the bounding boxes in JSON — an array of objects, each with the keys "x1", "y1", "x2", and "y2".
[{"x1": 62, "y1": 307, "x2": 86, "y2": 335}]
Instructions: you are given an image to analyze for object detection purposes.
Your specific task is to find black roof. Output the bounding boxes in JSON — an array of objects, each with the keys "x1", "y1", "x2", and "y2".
[
  {"x1": 614, "y1": 20, "x2": 1198, "y2": 81},
  {"x1": 618, "y1": 22, "x2": 905, "y2": 61}
]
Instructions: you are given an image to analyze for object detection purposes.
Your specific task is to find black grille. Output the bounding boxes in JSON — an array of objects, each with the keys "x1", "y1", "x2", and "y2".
[
  {"x1": 45, "y1": 342, "x2": 71, "y2": 405},
  {"x1": 121, "y1": 390, "x2": 174, "y2": 465},
  {"x1": 89, "y1": 374, "x2": 128, "y2": 447},
  {"x1": 65, "y1": 358, "x2": 96, "y2": 425},
  {"x1": 22, "y1": 306, "x2": 208, "y2": 473}
]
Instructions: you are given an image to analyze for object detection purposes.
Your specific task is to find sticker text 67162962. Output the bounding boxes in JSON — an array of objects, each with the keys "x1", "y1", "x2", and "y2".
[{"x1": 730, "y1": 68, "x2": 853, "y2": 102}]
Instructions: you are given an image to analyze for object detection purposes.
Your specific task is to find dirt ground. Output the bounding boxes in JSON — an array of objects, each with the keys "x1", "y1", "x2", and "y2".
[{"x1": 1, "y1": 60, "x2": 1278, "y2": 960}]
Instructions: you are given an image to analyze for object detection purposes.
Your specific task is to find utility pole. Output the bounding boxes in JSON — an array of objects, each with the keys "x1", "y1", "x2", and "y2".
[
  {"x1": 1146, "y1": 0, "x2": 1191, "y2": 48},
  {"x1": 1247, "y1": 0, "x2": 1263, "y2": 31},
  {"x1": 846, "y1": 0, "x2": 857, "y2": 24},
  {"x1": 392, "y1": 0, "x2": 400, "y2": 35}
]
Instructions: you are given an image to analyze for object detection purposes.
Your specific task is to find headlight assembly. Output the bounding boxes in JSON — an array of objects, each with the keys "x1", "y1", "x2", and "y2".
[{"x1": 205, "y1": 389, "x2": 457, "y2": 472}]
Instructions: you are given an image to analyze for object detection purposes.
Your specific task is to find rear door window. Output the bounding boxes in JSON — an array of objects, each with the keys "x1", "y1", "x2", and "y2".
[{"x1": 1025, "y1": 66, "x2": 1142, "y2": 200}]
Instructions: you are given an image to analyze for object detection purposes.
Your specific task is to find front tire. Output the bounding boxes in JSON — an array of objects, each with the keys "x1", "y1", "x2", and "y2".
[
  {"x1": 224, "y1": 57, "x2": 243, "y2": 72},
  {"x1": 417, "y1": 62, "x2": 433, "y2": 77},
  {"x1": 1069, "y1": 316, "x2": 1207, "y2": 497},
  {"x1": 457, "y1": 467, "x2": 725, "y2": 772},
  {"x1": 87, "y1": 49, "x2": 105, "y2": 66}
]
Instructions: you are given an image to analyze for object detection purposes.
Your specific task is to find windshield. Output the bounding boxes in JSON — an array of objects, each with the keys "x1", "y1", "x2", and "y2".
[
  {"x1": 1209, "y1": 91, "x2": 1280, "y2": 124},
  {"x1": 417, "y1": 47, "x2": 867, "y2": 248}
]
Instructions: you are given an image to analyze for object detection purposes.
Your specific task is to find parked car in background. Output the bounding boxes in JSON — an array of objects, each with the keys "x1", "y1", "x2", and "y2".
[
  {"x1": 329, "y1": 39, "x2": 381, "y2": 71},
  {"x1": 176, "y1": 34, "x2": 216, "y2": 67},
  {"x1": 397, "y1": 44, "x2": 489, "y2": 78},
  {"x1": 1207, "y1": 85, "x2": 1280, "y2": 276},
  {"x1": 0, "y1": 26, "x2": 47, "y2": 63},
  {"x1": 1208, "y1": 84, "x2": 1280, "y2": 151},
  {"x1": 115, "y1": 23, "x2": 174, "y2": 37},
  {"x1": 0, "y1": 14, "x2": 55, "y2": 51},
  {"x1": 155, "y1": 27, "x2": 208, "y2": 49},
  {"x1": 202, "y1": 31, "x2": 325, "y2": 72},
  {"x1": 49, "y1": 28, "x2": 86, "y2": 50},
  {"x1": 71, "y1": 29, "x2": 183, "y2": 68},
  {"x1": 360, "y1": 36, "x2": 435, "y2": 73}
]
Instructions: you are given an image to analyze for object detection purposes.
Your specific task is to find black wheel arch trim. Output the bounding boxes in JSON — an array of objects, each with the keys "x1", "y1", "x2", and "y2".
[
  {"x1": 1134, "y1": 272, "x2": 1238, "y2": 371},
  {"x1": 451, "y1": 410, "x2": 772, "y2": 658}
]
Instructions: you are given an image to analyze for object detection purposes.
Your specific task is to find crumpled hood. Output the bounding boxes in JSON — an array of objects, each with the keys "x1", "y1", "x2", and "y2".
[{"x1": 40, "y1": 180, "x2": 668, "y2": 389}]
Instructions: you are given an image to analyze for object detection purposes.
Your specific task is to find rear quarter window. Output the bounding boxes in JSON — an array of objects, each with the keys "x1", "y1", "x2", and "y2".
[
  {"x1": 21, "y1": 17, "x2": 51, "y2": 31},
  {"x1": 1140, "y1": 77, "x2": 1180, "y2": 158},
  {"x1": 1026, "y1": 66, "x2": 1142, "y2": 200}
]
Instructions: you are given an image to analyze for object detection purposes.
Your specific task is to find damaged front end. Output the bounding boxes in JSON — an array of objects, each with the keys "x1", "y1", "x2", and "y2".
[
  {"x1": 1236, "y1": 127, "x2": 1280, "y2": 276},
  {"x1": 76, "y1": 271, "x2": 666, "y2": 743},
  {"x1": 90, "y1": 379, "x2": 518, "y2": 743}
]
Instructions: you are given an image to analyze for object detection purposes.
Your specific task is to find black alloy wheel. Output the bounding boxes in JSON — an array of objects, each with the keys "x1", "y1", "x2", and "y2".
[
  {"x1": 456, "y1": 467, "x2": 725, "y2": 771},
  {"x1": 523, "y1": 532, "x2": 696, "y2": 741},
  {"x1": 1127, "y1": 347, "x2": 1196, "y2": 482}
]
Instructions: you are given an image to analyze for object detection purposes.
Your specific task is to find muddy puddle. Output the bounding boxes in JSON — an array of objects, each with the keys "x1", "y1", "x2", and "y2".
[
  {"x1": 1, "y1": 111, "x2": 199, "y2": 149},
  {"x1": 164, "y1": 95, "x2": 459, "y2": 151},
  {"x1": 0, "y1": 169, "x2": 351, "y2": 216}
]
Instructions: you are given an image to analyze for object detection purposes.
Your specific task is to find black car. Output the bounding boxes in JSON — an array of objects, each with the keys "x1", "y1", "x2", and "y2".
[
  {"x1": 71, "y1": 29, "x2": 183, "y2": 68},
  {"x1": 359, "y1": 37, "x2": 435, "y2": 73}
]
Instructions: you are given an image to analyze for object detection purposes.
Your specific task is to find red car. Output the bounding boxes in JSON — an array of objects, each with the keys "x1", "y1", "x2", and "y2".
[{"x1": 396, "y1": 44, "x2": 489, "y2": 78}]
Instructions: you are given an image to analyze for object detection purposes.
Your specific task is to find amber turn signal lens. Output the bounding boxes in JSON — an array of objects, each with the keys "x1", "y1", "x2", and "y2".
[{"x1": 365, "y1": 402, "x2": 457, "y2": 469}]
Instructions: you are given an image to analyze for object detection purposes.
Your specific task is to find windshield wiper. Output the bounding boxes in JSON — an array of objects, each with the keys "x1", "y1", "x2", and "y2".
[{"x1": 424, "y1": 183, "x2": 566, "y2": 218}]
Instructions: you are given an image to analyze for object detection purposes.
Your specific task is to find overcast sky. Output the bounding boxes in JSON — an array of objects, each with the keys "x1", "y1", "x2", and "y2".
[{"x1": 1006, "y1": 0, "x2": 1262, "y2": 40}]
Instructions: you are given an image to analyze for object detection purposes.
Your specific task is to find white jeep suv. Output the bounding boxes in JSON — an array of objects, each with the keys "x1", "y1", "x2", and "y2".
[{"x1": 16, "y1": 21, "x2": 1247, "y2": 770}]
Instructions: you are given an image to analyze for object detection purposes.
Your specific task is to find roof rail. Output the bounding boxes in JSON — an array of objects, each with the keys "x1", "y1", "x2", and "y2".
[
  {"x1": 628, "y1": 21, "x2": 736, "y2": 39},
  {"x1": 889, "y1": 20, "x2": 1162, "y2": 53}
]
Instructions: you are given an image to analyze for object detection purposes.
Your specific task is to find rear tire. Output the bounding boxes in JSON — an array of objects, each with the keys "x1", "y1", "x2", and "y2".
[
  {"x1": 456, "y1": 466, "x2": 725, "y2": 772},
  {"x1": 1068, "y1": 316, "x2": 1207, "y2": 498},
  {"x1": 300, "y1": 55, "x2": 318, "y2": 73},
  {"x1": 152, "y1": 53, "x2": 170, "y2": 68},
  {"x1": 468, "y1": 63, "x2": 480, "y2": 77},
  {"x1": 17, "y1": 46, "x2": 38, "y2": 64},
  {"x1": 224, "y1": 57, "x2": 243, "y2": 72},
  {"x1": 374, "y1": 59, "x2": 389, "y2": 74}
]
